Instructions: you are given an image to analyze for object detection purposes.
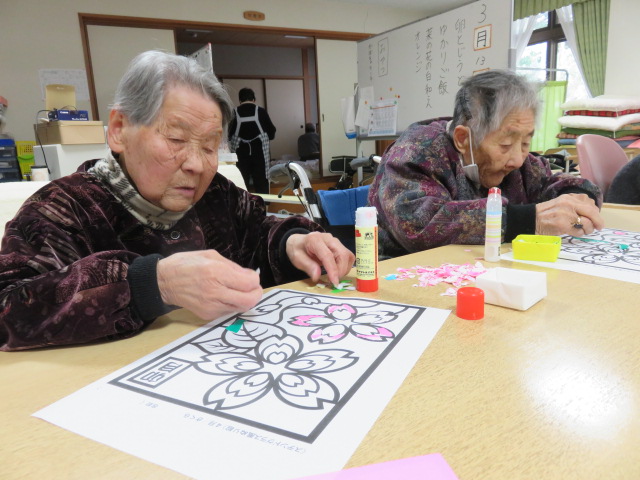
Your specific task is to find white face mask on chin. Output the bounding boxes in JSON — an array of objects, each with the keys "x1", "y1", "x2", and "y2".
[{"x1": 459, "y1": 128, "x2": 480, "y2": 186}]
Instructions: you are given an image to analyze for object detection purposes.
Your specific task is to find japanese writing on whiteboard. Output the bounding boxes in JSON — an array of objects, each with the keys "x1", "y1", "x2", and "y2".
[{"x1": 356, "y1": 0, "x2": 509, "y2": 134}]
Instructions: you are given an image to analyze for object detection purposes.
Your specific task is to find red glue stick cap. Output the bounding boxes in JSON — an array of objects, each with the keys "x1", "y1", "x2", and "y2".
[
  {"x1": 357, "y1": 278, "x2": 378, "y2": 292},
  {"x1": 456, "y1": 287, "x2": 484, "y2": 320}
]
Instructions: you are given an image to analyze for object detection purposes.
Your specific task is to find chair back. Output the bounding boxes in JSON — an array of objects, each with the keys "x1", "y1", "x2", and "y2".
[
  {"x1": 317, "y1": 186, "x2": 370, "y2": 226},
  {"x1": 316, "y1": 186, "x2": 370, "y2": 253},
  {"x1": 576, "y1": 134, "x2": 629, "y2": 198}
]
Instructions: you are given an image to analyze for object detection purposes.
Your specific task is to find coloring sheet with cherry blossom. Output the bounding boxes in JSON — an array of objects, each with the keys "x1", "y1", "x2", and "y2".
[
  {"x1": 34, "y1": 289, "x2": 450, "y2": 480},
  {"x1": 502, "y1": 228, "x2": 640, "y2": 284}
]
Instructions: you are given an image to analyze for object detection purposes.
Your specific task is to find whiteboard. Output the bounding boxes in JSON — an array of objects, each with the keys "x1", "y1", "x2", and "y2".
[
  {"x1": 189, "y1": 43, "x2": 214, "y2": 74},
  {"x1": 356, "y1": 0, "x2": 512, "y2": 138}
]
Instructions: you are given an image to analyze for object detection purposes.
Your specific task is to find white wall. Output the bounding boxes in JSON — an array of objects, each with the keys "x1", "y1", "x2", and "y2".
[
  {"x1": 0, "y1": 0, "x2": 421, "y2": 142},
  {"x1": 604, "y1": 0, "x2": 640, "y2": 96},
  {"x1": 2, "y1": 0, "x2": 636, "y2": 143},
  {"x1": 89, "y1": 26, "x2": 176, "y2": 126}
]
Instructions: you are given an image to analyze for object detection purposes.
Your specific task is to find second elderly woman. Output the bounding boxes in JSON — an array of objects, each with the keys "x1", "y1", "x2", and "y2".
[{"x1": 368, "y1": 69, "x2": 604, "y2": 257}]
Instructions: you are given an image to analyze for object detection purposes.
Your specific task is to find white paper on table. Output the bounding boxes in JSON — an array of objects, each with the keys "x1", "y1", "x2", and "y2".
[
  {"x1": 35, "y1": 289, "x2": 450, "y2": 480},
  {"x1": 502, "y1": 228, "x2": 640, "y2": 284}
]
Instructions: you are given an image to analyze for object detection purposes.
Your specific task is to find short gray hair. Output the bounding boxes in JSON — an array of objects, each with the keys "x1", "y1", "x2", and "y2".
[
  {"x1": 112, "y1": 50, "x2": 234, "y2": 137},
  {"x1": 448, "y1": 69, "x2": 540, "y2": 146}
]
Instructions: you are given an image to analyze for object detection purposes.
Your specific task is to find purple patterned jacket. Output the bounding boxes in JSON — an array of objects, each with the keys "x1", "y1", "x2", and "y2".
[
  {"x1": 0, "y1": 160, "x2": 320, "y2": 351},
  {"x1": 368, "y1": 119, "x2": 602, "y2": 257}
]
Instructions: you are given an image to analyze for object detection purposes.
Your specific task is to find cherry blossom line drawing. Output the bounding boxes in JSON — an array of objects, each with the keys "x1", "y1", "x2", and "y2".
[
  {"x1": 110, "y1": 289, "x2": 429, "y2": 442},
  {"x1": 195, "y1": 333, "x2": 358, "y2": 410},
  {"x1": 562, "y1": 229, "x2": 640, "y2": 271}
]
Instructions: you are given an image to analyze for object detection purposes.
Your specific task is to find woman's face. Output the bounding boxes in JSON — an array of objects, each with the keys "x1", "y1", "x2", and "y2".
[
  {"x1": 110, "y1": 85, "x2": 224, "y2": 212},
  {"x1": 473, "y1": 109, "x2": 536, "y2": 189}
]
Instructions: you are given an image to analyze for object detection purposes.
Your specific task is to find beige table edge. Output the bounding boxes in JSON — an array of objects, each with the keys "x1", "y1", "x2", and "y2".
[{"x1": 2, "y1": 206, "x2": 640, "y2": 479}]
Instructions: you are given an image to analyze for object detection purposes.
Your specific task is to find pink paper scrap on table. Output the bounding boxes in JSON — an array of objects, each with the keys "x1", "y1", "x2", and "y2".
[
  {"x1": 384, "y1": 262, "x2": 487, "y2": 292},
  {"x1": 290, "y1": 453, "x2": 459, "y2": 480}
]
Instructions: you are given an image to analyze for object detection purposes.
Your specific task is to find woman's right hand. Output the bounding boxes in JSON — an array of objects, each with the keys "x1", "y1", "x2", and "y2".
[
  {"x1": 535, "y1": 193, "x2": 604, "y2": 236},
  {"x1": 157, "y1": 250, "x2": 262, "y2": 320}
]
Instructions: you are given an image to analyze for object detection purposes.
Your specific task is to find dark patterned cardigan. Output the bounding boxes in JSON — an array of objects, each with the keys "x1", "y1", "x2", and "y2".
[
  {"x1": 0, "y1": 160, "x2": 319, "y2": 351},
  {"x1": 368, "y1": 119, "x2": 602, "y2": 257}
]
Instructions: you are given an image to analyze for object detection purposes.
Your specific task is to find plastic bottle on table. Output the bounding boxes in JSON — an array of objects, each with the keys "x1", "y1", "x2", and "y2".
[
  {"x1": 355, "y1": 206, "x2": 378, "y2": 292},
  {"x1": 484, "y1": 187, "x2": 502, "y2": 262}
]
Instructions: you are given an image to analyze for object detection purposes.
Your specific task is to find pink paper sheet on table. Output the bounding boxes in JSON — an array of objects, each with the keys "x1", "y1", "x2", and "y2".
[{"x1": 291, "y1": 453, "x2": 458, "y2": 480}]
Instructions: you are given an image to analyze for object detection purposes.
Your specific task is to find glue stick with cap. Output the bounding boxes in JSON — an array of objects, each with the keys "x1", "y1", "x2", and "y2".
[
  {"x1": 355, "y1": 206, "x2": 378, "y2": 292},
  {"x1": 484, "y1": 187, "x2": 502, "y2": 262}
]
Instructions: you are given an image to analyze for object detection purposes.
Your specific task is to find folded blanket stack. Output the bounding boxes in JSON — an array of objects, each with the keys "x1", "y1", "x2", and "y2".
[{"x1": 556, "y1": 95, "x2": 640, "y2": 147}]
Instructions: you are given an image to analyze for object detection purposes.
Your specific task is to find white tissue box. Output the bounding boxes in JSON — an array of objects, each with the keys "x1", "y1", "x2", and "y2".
[{"x1": 475, "y1": 268, "x2": 547, "y2": 311}]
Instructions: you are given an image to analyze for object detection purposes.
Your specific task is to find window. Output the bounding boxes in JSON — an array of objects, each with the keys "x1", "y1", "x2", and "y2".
[
  {"x1": 556, "y1": 40, "x2": 588, "y2": 100},
  {"x1": 517, "y1": 11, "x2": 588, "y2": 101}
]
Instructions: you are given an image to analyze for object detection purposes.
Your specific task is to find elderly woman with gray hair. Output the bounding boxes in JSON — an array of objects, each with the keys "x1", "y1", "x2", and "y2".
[
  {"x1": 368, "y1": 69, "x2": 604, "y2": 257},
  {"x1": 0, "y1": 51, "x2": 354, "y2": 351}
]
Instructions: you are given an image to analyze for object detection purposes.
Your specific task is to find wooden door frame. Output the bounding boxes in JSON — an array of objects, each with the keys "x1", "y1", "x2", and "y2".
[{"x1": 78, "y1": 13, "x2": 370, "y2": 122}]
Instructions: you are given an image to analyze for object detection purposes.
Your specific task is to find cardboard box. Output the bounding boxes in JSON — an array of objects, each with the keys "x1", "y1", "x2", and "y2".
[{"x1": 34, "y1": 121, "x2": 106, "y2": 145}]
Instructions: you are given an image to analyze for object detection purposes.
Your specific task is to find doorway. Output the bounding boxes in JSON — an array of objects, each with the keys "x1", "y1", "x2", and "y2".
[
  {"x1": 78, "y1": 14, "x2": 370, "y2": 176},
  {"x1": 215, "y1": 78, "x2": 306, "y2": 161}
]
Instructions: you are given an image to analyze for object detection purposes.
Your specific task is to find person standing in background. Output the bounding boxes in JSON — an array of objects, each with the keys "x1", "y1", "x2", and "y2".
[
  {"x1": 298, "y1": 122, "x2": 320, "y2": 161},
  {"x1": 228, "y1": 88, "x2": 276, "y2": 194}
]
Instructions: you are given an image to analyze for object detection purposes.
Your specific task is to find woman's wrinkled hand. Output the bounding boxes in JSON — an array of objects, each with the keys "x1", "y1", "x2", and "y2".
[
  {"x1": 535, "y1": 193, "x2": 604, "y2": 236},
  {"x1": 285, "y1": 232, "x2": 355, "y2": 286},
  {"x1": 157, "y1": 250, "x2": 262, "y2": 320}
]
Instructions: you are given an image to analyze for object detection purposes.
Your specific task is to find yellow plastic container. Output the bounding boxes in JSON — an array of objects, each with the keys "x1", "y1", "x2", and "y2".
[
  {"x1": 18, "y1": 155, "x2": 35, "y2": 179},
  {"x1": 16, "y1": 141, "x2": 36, "y2": 179},
  {"x1": 512, "y1": 234, "x2": 561, "y2": 262},
  {"x1": 16, "y1": 140, "x2": 35, "y2": 157}
]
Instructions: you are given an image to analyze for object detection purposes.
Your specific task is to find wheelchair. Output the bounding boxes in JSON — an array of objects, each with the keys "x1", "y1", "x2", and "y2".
[{"x1": 268, "y1": 156, "x2": 380, "y2": 252}]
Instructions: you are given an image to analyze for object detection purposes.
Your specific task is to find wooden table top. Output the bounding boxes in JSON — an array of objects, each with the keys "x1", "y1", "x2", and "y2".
[{"x1": 2, "y1": 205, "x2": 640, "y2": 479}]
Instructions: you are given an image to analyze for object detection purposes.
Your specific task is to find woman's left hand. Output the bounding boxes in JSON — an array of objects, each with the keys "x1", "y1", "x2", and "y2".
[{"x1": 285, "y1": 232, "x2": 355, "y2": 286}]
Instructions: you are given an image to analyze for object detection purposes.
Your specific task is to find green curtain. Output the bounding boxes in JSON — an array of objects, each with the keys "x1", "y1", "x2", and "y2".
[
  {"x1": 573, "y1": 0, "x2": 609, "y2": 96},
  {"x1": 513, "y1": 0, "x2": 589, "y2": 20},
  {"x1": 531, "y1": 80, "x2": 567, "y2": 152}
]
